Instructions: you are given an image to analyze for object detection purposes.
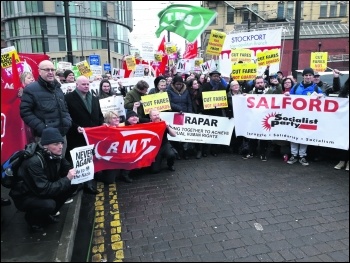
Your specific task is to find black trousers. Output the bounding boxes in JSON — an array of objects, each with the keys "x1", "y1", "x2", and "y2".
[
  {"x1": 249, "y1": 139, "x2": 269, "y2": 155},
  {"x1": 14, "y1": 185, "x2": 77, "y2": 226},
  {"x1": 151, "y1": 142, "x2": 176, "y2": 173}
]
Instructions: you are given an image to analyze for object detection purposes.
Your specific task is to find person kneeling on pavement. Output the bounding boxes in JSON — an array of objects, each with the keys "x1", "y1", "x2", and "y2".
[
  {"x1": 149, "y1": 109, "x2": 177, "y2": 173},
  {"x1": 9, "y1": 127, "x2": 78, "y2": 232}
]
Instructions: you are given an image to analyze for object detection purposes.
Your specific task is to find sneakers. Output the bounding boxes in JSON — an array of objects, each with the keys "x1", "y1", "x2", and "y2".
[
  {"x1": 53, "y1": 211, "x2": 60, "y2": 217},
  {"x1": 64, "y1": 198, "x2": 73, "y2": 204},
  {"x1": 299, "y1": 157, "x2": 309, "y2": 166},
  {"x1": 260, "y1": 155, "x2": 267, "y2": 161},
  {"x1": 334, "y1": 161, "x2": 346, "y2": 170},
  {"x1": 346, "y1": 161, "x2": 349, "y2": 171},
  {"x1": 242, "y1": 154, "x2": 253, "y2": 160},
  {"x1": 287, "y1": 156, "x2": 298, "y2": 164}
]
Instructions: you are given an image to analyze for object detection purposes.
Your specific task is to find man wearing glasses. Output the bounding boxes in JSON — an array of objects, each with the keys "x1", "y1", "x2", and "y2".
[{"x1": 20, "y1": 60, "x2": 72, "y2": 157}]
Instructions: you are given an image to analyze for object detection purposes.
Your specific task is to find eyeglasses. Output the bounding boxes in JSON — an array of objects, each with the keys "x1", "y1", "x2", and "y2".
[{"x1": 40, "y1": 68, "x2": 56, "y2": 72}]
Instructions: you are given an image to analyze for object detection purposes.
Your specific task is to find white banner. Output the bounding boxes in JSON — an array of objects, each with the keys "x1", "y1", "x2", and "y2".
[
  {"x1": 219, "y1": 28, "x2": 282, "y2": 77},
  {"x1": 99, "y1": 96, "x2": 126, "y2": 120},
  {"x1": 111, "y1": 68, "x2": 125, "y2": 78},
  {"x1": 200, "y1": 59, "x2": 217, "y2": 74},
  {"x1": 70, "y1": 145, "x2": 95, "y2": 185},
  {"x1": 176, "y1": 59, "x2": 193, "y2": 74},
  {"x1": 159, "y1": 112, "x2": 235, "y2": 145},
  {"x1": 141, "y1": 42, "x2": 155, "y2": 61},
  {"x1": 232, "y1": 95, "x2": 349, "y2": 150},
  {"x1": 57, "y1": 61, "x2": 72, "y2": 71}
]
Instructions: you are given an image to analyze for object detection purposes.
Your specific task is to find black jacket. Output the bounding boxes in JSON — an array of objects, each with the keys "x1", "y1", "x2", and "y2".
[
  {"x1": 65, "y1": 90, "x2": 104, "y2": 162},
  {"x1": 20, "y1": 76, "x2": 72, "y2": 137},
  {"x1": 9, "y1": 149, "x2": 72, "y2": 206}
]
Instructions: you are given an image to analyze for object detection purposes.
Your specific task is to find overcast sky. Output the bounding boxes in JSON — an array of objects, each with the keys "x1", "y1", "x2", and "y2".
[{"x1": 130, "y1": 1, "x2": 201, "y2": 53}]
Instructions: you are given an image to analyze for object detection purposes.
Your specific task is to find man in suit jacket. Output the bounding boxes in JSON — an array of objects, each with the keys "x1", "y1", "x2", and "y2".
[{"x1": 65, "y1": 76, "x2": 104, "y2": 194}]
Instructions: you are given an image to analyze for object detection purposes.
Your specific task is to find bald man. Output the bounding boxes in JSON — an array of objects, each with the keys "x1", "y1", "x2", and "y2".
[
  {"x1": 20, "y1": 60, "x2": 72, "y2": 156},
  {"x1": 64, "y1": 76, "x2": 104, "y2": 194}
]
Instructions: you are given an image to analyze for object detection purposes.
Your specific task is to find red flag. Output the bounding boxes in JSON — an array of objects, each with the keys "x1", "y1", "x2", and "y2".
[
  {"x1": 83, "y1": 122, "x2": 166, "y2": 172},
  {"x1": 11, "y1": 54, "x2": 22, "y2": 90},
  {"x1": 153, "y1": 35, "x2": 168, "y2": 76},
  {"x1": 183, "y1": 40, "x2": 198, "y2": 59}
]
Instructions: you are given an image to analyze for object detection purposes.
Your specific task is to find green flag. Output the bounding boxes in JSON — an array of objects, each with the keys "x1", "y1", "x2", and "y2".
[{"x1": 155, "y1": 4, "x2": 217, "y2": 43}]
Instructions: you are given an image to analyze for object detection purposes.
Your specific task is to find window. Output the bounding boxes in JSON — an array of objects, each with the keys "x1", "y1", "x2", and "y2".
[
  {"x1": 72, "y1": 39, "x2": 78, "y2": 51},
  {"x1": 300, "y1": 1, "x2": 304, "y2": 18},
  {"x1": 251, "y1": 3, "x2": 258, "y2": 22},
  {"x1": 9, "y1": 20, "x2": 19, "y2": 37},
  {"x1": 320, "y1": 1, "x2": 328, "y2": 18},
  {"x1": 59, "y1": 38, "x2": 66, "y2": 51},
  {"x1": 40, "y1": 17, "x2": 47, "y2": 34},
  {"x1": 227, "y1": 6, "x2": 234, "y2": 23},
  {"x1": 209, "y1": 8, "x2": 216, "y2": 24},
  {"x1": 90, "y1": 2, "x2": 102, "y2": 17},
  {"x1": 286, "y1": 1, "x2": 294, "y2": 19},
  {"x1": 92, "y1": 40, "x2": 102, "y2": 49},
  {"x1": 114, "y1": 42, "x2": 119, "y2": 53},
  {"x1": 25, "y1": 1, "x2": 43, "y2": 13},
  {"x1": 339, "y1": 2, "x2": 348, "y2": 16},
  {"x1": 12, "y1": 40, "x2": 21, "y2": 52},
  {"x1": 329, "y1": 1, "x2": 337, "y2": 16},
  {"x1": 70, "y1": 18, "x2": 77, "y2": 36},
  {"x1": 4, "y1": 2, "x2": 15, "y2": 16},
  {"x1": 55, "y1": 1, "x2": 63, "y2": 13},
  {"x1": 243, "y1": 4, "x2": 249, "y2": 22},
  {"x1": 29, "y1": 18, "x2": 41, "y2": 35},
  {"x1": 91, "y1": 20, "x2": 102, "y2": 37},
  {"x1": 277, "y1": 2, "x2": 285, "y2": 19},
  {"x1": 57, "y1": 17, "x2": 65, "y2": 34},
  {"x1": 31, "y1": 38, "x2": 43, "y2": 53}
]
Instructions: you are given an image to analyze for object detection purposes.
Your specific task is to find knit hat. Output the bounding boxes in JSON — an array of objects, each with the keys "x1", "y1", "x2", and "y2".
[
  {"x1": 41, "y1": 127, "x2": 64, "y2": 145},
  {"x1": 209, "y1": 70, "x2": 221, "y2": 76},
  {"x1": 172, "y1": 75, "x2": 184, "y2": 84},
  {"x1": 154, "y1": 76, "x2": 166, "y2": 88},
  {"x1": 64, "y1": 70, "x2": 74, "y2": 79},
  {"x1": 126, "y1": 111, "x2": 138, "y2": 120},
  {"x1": 302, "y1": 67, "x2": 314, "y2": 76}
]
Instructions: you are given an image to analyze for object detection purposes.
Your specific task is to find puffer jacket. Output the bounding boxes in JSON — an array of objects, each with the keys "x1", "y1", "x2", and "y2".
[
  {"x1": 9, "y1": 149, "x2": 72, "y2": 209},
  {"x1": 20, "y1": 76, "x2": 72, "y2": 137},
  {"x1": 167, "y1": 83, "x2": 193, "y2": 113}
]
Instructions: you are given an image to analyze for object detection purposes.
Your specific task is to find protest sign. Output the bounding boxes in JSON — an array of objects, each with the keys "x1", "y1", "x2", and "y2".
[
  {"x1": 70, "y1": 145, "x2": 95, "y2": 184},
  {"x1": 202, "y1": 90, "x2": 228, "y2": 109},
  {"x1": 159, "y1": 112, "x2": 235, "y2": 145},
  {"x1": 141, "y1": 92, "x2": 171, "y2": 114}
]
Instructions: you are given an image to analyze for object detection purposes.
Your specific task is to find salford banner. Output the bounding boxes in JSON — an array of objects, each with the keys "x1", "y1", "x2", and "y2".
[
  {"x1": 232, "y1": 95, "x2": 349, "y2": 150},
  {"x1": 159, "y1": 112, "x2": 235, "y2": 145},
  {"x1": 83, "y1": 122, "x2": 166, "y2": 172}
]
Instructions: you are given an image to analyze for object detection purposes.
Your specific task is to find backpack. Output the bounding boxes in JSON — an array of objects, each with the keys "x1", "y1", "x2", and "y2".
[{"x1": 1, "y1": 142, "x2": 44, "y2": 189}]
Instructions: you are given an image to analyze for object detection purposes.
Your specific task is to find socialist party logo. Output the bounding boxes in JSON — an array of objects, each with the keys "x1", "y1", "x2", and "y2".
[{"x1": 262, "y1": 113, "x2": 318, "y2": 131}]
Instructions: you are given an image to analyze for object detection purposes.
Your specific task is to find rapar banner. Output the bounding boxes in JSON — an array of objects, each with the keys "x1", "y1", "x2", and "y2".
[
  {"x1": 232, "y1": 95, "x2": 349, "y2": 150},
  {"x1": 83, "y1": 122, "x2": 166, "y2": 172}
]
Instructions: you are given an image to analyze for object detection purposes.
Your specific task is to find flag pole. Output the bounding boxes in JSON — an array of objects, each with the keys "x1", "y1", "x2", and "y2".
[{"x1": 167, "y1": 31, "x2": 170, "y2": 76}]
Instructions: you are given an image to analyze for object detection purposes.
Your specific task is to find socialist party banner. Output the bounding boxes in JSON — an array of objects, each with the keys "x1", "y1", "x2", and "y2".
[
  {"x1": 232, "y1": 95, "x2": 349, "y2": 150},
  {"x1": 159, "y1": 112, "x2": 235, "y2": 145},
  {"x1": 83, "y1": 122, "x2": 166, "y2": 172}
]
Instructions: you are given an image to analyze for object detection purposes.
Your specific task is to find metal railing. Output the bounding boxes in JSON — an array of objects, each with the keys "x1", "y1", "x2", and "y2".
[{"x1": 328, "y1": 54, "x2": 349, "y2": 62}]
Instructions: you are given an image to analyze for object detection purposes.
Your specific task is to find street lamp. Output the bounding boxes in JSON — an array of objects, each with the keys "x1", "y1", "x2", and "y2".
[
  {"x1": 318, "y1": 41, "x2": 322, "y2": 52},
  {"x1": 75, "y1": 3, "x2": 84, "y2": 61},
  {"x1": 106, "y1": 14, "x2": 111, "y2": 72}
]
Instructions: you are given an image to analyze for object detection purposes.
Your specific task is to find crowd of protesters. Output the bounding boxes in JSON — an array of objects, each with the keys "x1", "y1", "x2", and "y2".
[{"x1": 4, "y1": 58, "x2": 349, "y2": 232}]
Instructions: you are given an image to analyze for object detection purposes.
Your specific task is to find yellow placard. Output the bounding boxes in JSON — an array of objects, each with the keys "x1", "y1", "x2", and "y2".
[
  {"x1": 231, "y1": 63, "x2": 257, "y2": 81},
  {"x1": 1, "y1": 46, "x2": 20, "y2": 69},
  {"x1": 194, "y1": 58, "x2": 203, "y2": 67},
  {"x1": 141, "y1": 92, "x2": 171, "y2": 114},
  {"x1": 154, "y1": 52, "x2": 163, "y2": 62},
  {"x1": 230, "y1": 49, "x2": 252, "y2": 64},
  {"x1": 310, "y1": 52, "x2": 328, "y2": 72},
  {"x1": 265, "y1": 49, "x2": 280, "y2": 65},
  {"x1": 206, "y1": 30, "x2": 226, "y2": 55},
  {"x1": 202, "y1": 90, "x2": 228, "y2": 110},
  {"x1": 257, "y1": 51, "x2": 266, "y2": 67},
  {"x1": 165, "y1": 42, "x2": 177, "y2": 54},
  {"x1": 76, "y1": 60, "x2": 92, "y2": 77},
  {"x1": 125, "y1": 55, "x2": 136, "y2": 71}
]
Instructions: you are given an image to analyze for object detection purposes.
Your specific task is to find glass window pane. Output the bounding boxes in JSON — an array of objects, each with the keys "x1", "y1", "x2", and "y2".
[
  {"x1": 339, "y1": 3, "x2": 348, "y2": 16},
  {"x1": 227, "y1": 6, "x2": 234, "y2": 23}
]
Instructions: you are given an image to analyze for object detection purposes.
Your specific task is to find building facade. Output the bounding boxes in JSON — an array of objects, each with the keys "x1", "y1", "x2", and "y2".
[
  {"x1": 201, "y1": 1, "x2": 349, "y2": 72},
  {"x1": 1, "y1": 1, "x2": 133, "y2": 68}
]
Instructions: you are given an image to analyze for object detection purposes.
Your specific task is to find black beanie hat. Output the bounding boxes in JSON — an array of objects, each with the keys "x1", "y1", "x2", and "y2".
[
  {"x1": 302, "y1": 67, "x2": 314, "y2": 76},
  {"x1": 172, "y1": 75, "x2": 184, "y2": 84},
  {"x1": 41, "y1": 127, "x2": 64, "y2": 145},
  {"x1": 64, "y1": 70, "x2": 74, "y2": 79},
  {"x1": 154, "y1": 76, "x2": 166, "y2": 88},
  {"x1": 126, "y1": 111, "x2": 138, "y2": 120}
]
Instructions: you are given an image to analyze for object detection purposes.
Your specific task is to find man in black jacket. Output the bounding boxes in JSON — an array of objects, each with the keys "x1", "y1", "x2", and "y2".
[
  {"x1": 20, "y1": 60, "x2": 72, "y2": 156},
  {"x1": 65, "y1": 76, "x2": 104, "y2": 194},
  {"x1": 9, "y1": 128, "x2": 77, "y2": 232}
]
